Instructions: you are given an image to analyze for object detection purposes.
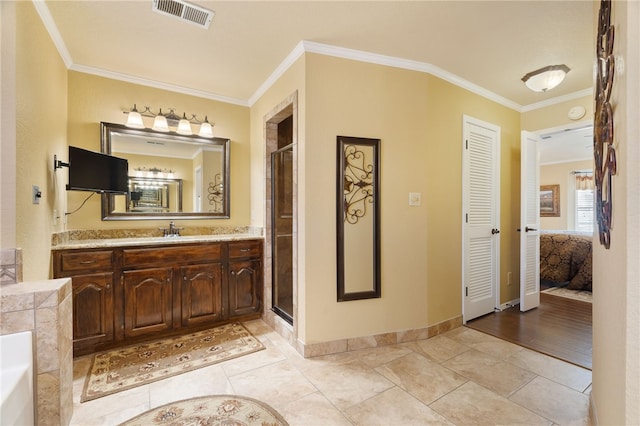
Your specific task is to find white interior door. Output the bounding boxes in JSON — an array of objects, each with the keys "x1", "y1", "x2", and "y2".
[
  {"x1": 520, "y1": 131, "x2": 541, "y2": 311},
  {"x1": 462, "y1": 116, "x2": 501, "y2": 322}
]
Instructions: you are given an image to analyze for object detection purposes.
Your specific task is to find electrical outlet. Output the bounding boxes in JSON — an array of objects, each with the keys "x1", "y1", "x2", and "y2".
[
  {"x1": 409, "y1": 192, "x2": 421, "y2": 206},
  {"x1": 507, "y1": 272, "x2": 512, "y2": 286}
]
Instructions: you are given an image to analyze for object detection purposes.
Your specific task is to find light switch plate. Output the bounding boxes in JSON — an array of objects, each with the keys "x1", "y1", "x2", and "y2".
[{"x1": 409, "y1": 192, "x2": 421, "y2": 206}]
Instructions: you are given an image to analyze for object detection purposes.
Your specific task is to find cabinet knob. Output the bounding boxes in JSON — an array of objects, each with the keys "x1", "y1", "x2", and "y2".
[
  {"x1": 231, "y1": 271, "x2": 235, "y2": 276},
  {"x1": 105, "y1": 284, "x2": 111, "y2": 289}
]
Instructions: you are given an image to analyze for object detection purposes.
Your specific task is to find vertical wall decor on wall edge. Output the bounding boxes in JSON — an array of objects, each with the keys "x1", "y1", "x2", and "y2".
[{"x1": 594, "y1": 0, "x2": 616, "y2": 249}]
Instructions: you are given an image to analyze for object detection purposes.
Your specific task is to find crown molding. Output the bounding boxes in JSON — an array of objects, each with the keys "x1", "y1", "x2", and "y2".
[
  {"x1": 69, "y1": 64, "x2": 248, "y2": 107},
  {"x1": 249, "y1": 40, "x2": 523, "y2": 111},
  {"x1": 247, "y1": 42, "x2": 306, "y2": 107},
  {"x1": 34, "y1": 0, "x2": 592, "y2": 114},
  {"x1": 32, "y1": 0, "x2": 72, "y2": 68},
  {"x1": 521, "y1": 88, "x2": 594, "y2": 112}
]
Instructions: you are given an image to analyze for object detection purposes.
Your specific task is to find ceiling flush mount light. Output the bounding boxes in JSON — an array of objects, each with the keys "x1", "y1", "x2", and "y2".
[
  {"x1": 521, "y1": 64, "x2": 571, "y2": 92},
  {"x1": 124, "y1": 105, "x2": 215, "y2": 138}
]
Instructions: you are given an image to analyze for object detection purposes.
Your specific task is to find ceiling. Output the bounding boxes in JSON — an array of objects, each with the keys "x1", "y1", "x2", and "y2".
[{"x1": 38, "y1": 1, "x2": 595, "y2": 164}]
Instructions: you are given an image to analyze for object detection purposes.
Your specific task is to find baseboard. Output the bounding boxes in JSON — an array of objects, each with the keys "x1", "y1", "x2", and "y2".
[{"x1": 297, "y1": 315, "x2": 463, "y2": 358}]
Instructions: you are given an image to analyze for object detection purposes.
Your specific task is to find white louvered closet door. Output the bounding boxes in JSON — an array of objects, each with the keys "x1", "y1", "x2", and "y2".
[
  {"x1": 520, "y1": 131, "x2": 541, "y2": 311},
  {"x1": 462, "y1": 116, "x2": 500, "y2": 322}
]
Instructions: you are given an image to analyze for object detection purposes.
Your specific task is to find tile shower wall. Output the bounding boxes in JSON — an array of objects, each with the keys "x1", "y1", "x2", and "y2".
[
  {"x1": 0, "y1": 278, "x2": 73, "y2": 425},
  {"x1": 0, "y1": 248, "x2": 23, "y2": 284}
]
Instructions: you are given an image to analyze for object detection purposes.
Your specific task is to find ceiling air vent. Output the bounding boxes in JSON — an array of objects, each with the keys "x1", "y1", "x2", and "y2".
[{"x1": 152, "y1": 0, "x2": 214, "y2": 29}]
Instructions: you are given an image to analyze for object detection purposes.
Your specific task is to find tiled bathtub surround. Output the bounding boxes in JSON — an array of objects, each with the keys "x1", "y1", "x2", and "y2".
[
  {"x1": 0, "y1": 248, "x2": 23, "y2": 285},
  {"x1": 0, "y1": 278, "x2": 73, "y2": 425},
  {"x1": 51, "y1": 226, "x2": 262, "y2": 246}
]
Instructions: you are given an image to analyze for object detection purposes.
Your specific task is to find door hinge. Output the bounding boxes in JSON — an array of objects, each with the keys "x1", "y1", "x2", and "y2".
[
  {"x1": 466, "y1": 213, "x2": 468, "y2": 223},
  {"x1": 465, "y1": 287, "x2": 468, "y2": 296},
  {"x1": 465, "y1": 139, "x2": 469, "y2": 150}
]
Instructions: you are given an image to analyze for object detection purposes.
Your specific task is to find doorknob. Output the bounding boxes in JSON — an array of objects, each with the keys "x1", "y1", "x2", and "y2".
[
  {"x1": 491, "y1": 228, "x2": 500, "y2": 235},
  {"x1": 525, "y1": 226, "x2": 537, "y2": 232}
]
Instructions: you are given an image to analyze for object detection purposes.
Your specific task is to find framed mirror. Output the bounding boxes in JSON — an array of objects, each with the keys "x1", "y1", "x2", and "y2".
[
  {"x1": 100, "y1": 122, "x2": 230, "y2": 220},
  {"x1": 336, "y1": 136, "x2": 381, "y2": 301}
]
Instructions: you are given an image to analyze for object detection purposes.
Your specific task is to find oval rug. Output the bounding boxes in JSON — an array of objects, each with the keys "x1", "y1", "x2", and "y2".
[{"x1": 119, "y1": 395, "x2": 289, "y2": 426}]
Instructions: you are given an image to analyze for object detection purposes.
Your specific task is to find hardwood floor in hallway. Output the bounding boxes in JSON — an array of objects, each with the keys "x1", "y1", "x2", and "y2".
[{"x1": 466, "y1": 292, "x2": 592, "y2": 369}]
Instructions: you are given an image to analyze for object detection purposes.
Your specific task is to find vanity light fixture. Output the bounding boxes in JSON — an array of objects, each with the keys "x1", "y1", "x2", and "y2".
[
  {"x1": 124, "y1": 105, "x2": 215, "y2": 138},
  {"x1": 134, "y1": 166, "x2": 175, "y2": 179},
  {"x1": 521, "y1": 64, "x2": 570, "y2": 92}
]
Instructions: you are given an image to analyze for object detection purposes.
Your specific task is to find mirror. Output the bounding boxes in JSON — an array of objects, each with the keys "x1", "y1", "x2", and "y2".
[
  {"x1": 100, "y1": 122, "x2": 230, "y2": 220},
  {"x1": 336, "y1": 136, "x2": 381, "y2": 301}
]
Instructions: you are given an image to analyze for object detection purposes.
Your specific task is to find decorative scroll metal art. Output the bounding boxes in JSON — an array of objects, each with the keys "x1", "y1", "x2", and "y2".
[
  {"x1": 342, "y1": 145, "x2": 375, "y2": 224},
  {"x1": 336, "y1": 136, "x2": 381, "y2": 302},
  {"x1": 594, "y1": 0, "x2": 616, "y2": 249},
  {"x1": 207, "y1": 173, "x2": 224, "y2": 213}
]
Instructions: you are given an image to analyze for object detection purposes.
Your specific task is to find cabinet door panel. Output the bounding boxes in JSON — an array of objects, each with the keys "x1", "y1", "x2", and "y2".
[
  {"x1": 228, "y1": 260, "x2": 262, "y2": 317},
  {"x1": 72, "y1": 273, "x2": 114, "y2": 348},
  {"x1": 181, "y1": 263, "x2": 223, "y2": 326},
  {"x1": 123, "y1": 268, "x2": 173, "y2": 337}
]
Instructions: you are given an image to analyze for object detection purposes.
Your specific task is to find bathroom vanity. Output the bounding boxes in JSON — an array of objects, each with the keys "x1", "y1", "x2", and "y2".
[{"x1": 52, "y1": 237, "x2": 262, "y2": 356}]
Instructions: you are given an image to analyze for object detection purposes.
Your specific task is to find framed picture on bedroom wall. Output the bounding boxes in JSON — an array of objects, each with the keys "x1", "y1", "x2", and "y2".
[{"x1": 540, "y1": 184, "x2": 560, "y2": 217}]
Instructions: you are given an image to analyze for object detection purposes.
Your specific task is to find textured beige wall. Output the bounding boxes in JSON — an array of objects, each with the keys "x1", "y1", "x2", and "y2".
[
  {"x1": 1, "y1": 1, "x2": 18, "y2": 250},
  {"x1": 15, "y1": 2, "x2": 68, "y2": 280},
  {"x1": 65, "y1": 72, "x2": 250, "y2": 230},
  {"x1": 592, "y1": 1, "x2": 640, "y2": 424},
  {"x1": 265, "y1": 53, "x2": 521, "y2": 344}
]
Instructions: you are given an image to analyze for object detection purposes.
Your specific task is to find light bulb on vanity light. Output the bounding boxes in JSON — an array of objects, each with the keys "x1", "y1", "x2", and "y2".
[
  {"x1": 125, "y1": 104, "x2": 144, "y2": 128},
  {"x1": 177, "y1": 113, "x2": 193, "y2": 135},
  {"x1": 152, "y1": 109, "x2": 169, "y2": 132},
  {"x1": 198, "y1": 116, "x2": 214, "y2": 138}
]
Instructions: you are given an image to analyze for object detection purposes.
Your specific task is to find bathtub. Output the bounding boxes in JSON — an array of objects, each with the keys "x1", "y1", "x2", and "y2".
[{"x1": 1, "y1": 331, "x2": 34, "y2": 426}]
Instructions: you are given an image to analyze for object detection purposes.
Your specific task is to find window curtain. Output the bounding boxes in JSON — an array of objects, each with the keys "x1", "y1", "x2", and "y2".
[{"x1": 574, "y1": 172, "x2": 594, "y2": 190}]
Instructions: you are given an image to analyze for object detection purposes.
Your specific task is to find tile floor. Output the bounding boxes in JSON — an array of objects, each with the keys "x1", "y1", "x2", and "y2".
[{"x1": 70, "y1": 320, "x2": 592, "y2": 425}]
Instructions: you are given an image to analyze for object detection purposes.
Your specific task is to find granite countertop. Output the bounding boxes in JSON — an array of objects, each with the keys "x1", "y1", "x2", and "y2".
[{"x1": 51, "y1": 226, "x2": 263, "y2": 250}]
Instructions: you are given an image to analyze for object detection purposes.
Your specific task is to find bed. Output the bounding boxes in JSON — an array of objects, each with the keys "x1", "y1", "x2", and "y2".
[{"x1": 540, "y1": 232, "x2": 592, "y2": 292}]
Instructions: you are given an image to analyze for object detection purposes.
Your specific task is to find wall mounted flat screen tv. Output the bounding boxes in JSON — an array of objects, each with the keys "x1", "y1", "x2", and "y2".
[{"x1": 67, "y1": 146, "x2": 129, "y2": 194}]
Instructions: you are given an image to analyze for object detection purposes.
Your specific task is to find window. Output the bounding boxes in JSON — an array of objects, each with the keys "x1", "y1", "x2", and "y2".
[{"x1": 574, "y1": 172, "x2": 594, "y2": 232}]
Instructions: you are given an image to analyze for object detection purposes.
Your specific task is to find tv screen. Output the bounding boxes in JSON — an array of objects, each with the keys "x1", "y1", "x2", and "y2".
[{"x1": 67, "y1": 146, "x2": 129, "y2": 194}]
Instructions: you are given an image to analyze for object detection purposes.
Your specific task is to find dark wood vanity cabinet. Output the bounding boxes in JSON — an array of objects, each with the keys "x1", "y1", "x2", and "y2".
[
  {"x1": 228, "y1": 241, "x2": 263, "y2": 317},
  {"x1": 52, "y1": 239, "x2": 263, "y2": 356},
  {"x1": 122, "y1": 267, "x2": 174, "y2": 338},
  {"x1": 180, "y1": 263, "x2": 224, "y2": 327},
  {"x1": 54, "y1": 250, "x2": 116, "y2": 351},
  {"x1": 70, "y1": 272, "x2": 115, "y2": 349}
]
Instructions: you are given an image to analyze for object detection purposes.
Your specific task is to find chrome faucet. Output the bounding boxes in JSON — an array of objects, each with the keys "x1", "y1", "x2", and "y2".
[{"x1": 160, "y1": 221, "x2": 182, "y2": 237}]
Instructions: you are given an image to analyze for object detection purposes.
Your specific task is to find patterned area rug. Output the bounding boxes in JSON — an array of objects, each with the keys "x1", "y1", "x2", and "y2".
[
  {"x1": 119, "y1": 395, "x2": 289, "y2": 426},
  {"x1": 542, "y1": 286, "x2": 593, "y2": 303},
  {"x1": 81, "y1": 323, "x2": 264, "y2": 402}
]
